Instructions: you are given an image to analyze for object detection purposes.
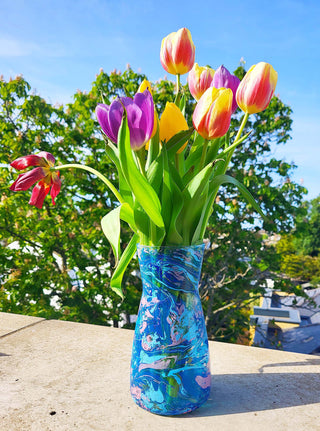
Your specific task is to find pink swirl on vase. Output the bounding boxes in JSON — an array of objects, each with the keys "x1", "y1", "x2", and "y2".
[
  {"x1": 140, "y1": 321, "x2": 147, "y2": 334},
  {"x1": 139, "y1": 357, "x2": 177, "y2": 372},
  {"x1": 131, "y1": 385, "x2": 142, "y2": 400},
  {"x1": 145, "y1": 309, "x2": 153, "y2": 318},
  {"x1": 195, "y1": 375, "x2": 211, "y2": 389},
  {"x1": 141, "y1": 341, "x2": 152, "y2": 351}
]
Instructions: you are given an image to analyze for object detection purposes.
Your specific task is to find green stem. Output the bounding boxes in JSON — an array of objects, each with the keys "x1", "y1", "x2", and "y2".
[
  {"x1": 224, "y1": 112, "x2": 249, "y2": 170},
  {"x1": 53, "y1": 163, "x2": 124, "y2": 204},
  {"x1": 174, "y1": 74, "x2": 181, "y2": 106},
  {"x1": 176, "y1": 74, "x2": 180, "y2": 94}
]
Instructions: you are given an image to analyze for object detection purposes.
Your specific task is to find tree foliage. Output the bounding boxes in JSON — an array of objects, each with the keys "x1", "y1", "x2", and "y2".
[
  {"x1": 0, "y1": 67, "x2": 308, "y2": 341},
  {"x1": 276, "y1": 196, "x2": 320, "y2": 285}
]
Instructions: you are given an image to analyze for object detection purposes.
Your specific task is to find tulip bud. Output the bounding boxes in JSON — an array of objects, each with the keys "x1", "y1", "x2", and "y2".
[
  {"x1": 138, "y1": 79, "x2": 153, "y2": 94},
  {"x1": 212, "y1": 65, "x2": 240, "y2": 113},
  {"x1": 160, "y1": 28, "x2": 195, "y2": 76},
  {"x1": 160, "y1": 102, "x2": 189, "y2": 153},
  {"x1": 236, "y1": 62, "x2": 278, "y2": 114},
  {"x1": 187, "y1": 63, "x2": 215, "y2": 101},
  {"x1": 193, "y1": 87, "x2": 233, "y2": 140}
]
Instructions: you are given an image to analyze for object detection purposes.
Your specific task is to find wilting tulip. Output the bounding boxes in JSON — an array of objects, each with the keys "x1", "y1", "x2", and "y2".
[
  {"x1": 95, "y1": 89, "x2": 154, "y2": 151},
  {"x1": 187, "y1": 63, "x2": 215, "y2": 101},
  {"x1": 10, "y1": 151, "x2": 61, "y2": 209},
  {"x1": 160, "y1": 102, "x2": 189, "y2": 153},
  {"x1": 236, "y1": 62, "x2": 278, "y2": 114},
  {"x1": 193, "y1": 87, "x2": 233, "y2": 140},
  {"x1": 212, "y1": 65, "x2": 240, "y2": 113},
  {"x1": 160, "y1": 27, "x2": 195, "y2": 76}
]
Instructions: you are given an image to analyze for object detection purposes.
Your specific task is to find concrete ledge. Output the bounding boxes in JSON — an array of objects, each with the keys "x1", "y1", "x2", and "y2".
[
  {"x1": 0, "y1": 311, "x2": 44, "y2": 338},
  {"x1": 0, "y1": 312, "x2": 320, "y2": 430}
]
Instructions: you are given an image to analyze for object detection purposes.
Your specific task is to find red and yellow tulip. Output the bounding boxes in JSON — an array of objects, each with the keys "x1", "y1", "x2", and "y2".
[
  {"x1": 192, "y1": 87, "x2": 233, "y2": 140},
  {"x1": 187, "y1": 63, "x2": 215, "y2": 101},
  {"x1": 236, "y1": 62, "x2": 278, "y2": 114},
  {"x1": 160, "y1": 28, "x2": 195, "y2": 76}
]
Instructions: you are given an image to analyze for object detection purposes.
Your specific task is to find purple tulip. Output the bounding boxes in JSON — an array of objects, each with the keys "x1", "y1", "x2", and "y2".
[
  {"x1": 95, "y1": 90, "x2": 154, "y2": 151},
  {"x1": 212, "y1": 65, "x2": 240, "y2": 114}
]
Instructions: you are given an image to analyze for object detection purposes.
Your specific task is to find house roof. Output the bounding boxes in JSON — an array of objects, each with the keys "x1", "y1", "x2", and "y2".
[{"x1": 281, "y1": 323, "x2": 320, "y2": 355}]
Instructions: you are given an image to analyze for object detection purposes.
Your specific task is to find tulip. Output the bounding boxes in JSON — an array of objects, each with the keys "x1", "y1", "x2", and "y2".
[
  {"x1": 187, "y1": 63, "x2": 215, "y2": 101},
  {"x1": 95, "y1": 89, "x2": 154, "y2": 151},
  {"x1": 137, "y1": 79, "x2": 152, "y2": 94},
  {"x1": 160, "y1": 102, "x2": 189, "y2": 153},
  {"x1": 160, "y1": 27, "x2": 195, "y2": 76},
  {"x1": 212, "y1": 65, "x2": 240, "y2": 113},
  {"x1": 10, "y1": 151, "x2": 61, "y2": 209},
  {"x1": 193, "y1": 87, "x2": 233, "y2": 140},
  {"x1": 236, "y1": 62, "x2": 278, "y2": 114},
  {"x1": 137, "y1": 79, "x2": 157, "y2": 142}
]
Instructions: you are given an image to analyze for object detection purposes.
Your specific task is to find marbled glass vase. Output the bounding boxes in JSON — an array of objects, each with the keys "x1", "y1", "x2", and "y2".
[{"x1": 130, "y1": 244, "x2": 211, "y2": 415}]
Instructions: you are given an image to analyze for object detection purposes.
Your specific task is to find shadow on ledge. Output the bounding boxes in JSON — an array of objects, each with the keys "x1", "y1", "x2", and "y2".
[{"x1": 185, "y1": 371, "x2": 320, "y2": 417}]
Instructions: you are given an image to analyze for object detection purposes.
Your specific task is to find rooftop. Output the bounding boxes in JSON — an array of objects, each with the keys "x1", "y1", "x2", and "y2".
[{"x1": 1, "y1": 311, "x2": 320, "y2": 431}]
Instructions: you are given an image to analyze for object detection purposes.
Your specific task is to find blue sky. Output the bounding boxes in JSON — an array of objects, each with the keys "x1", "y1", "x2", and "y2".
[{"x1": 1, "y1": 0, "x2": 319, "y2": 200}]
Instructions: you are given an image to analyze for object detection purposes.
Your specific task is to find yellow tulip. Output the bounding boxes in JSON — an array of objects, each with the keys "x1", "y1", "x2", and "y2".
[
  {"x1": 138, "y1": 79, "x2": 153, "y2": 94},
  {"x1": 160, "y1": 102, "x2": 189, "y2": 153}
]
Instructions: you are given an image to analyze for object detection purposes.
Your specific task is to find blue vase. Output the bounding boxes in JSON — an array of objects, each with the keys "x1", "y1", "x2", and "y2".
[{"x1": 130, "y1": 244, "x2": 211, "y2": 416}]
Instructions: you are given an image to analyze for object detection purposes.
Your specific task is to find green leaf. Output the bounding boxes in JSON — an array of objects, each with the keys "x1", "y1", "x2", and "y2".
[
  {"x1": 180, "y1": 163, "x2": 214, "y2": 243},
  {"x1": 161, "y1": 148, "x2": 173, "y2": 232},
  {"x1": 166, "y1": 177, "x2": 183, "y2": 244},
  {"x1": 118, "y1": 116, "x2": 164, "y2": 228},
  {"x1": 166, "y1": 128, "x2": 194, "y2": 154},
  {"x1": 198, "y1": 174, "x2": 267, "y2": 239},
  {"x1": 212, "y1": 174, "x2": 266, "y2": 219},
  {"x1": 110, "y1": 233, "x2": 139, "y2": 299},
  {"x1": 105, "y1": 142, "x2": 133, "y2": 206},
  {"x1": 119, "y1": 202, "x2": 136, "y2": 232},
  {"x1": 101, "y1": 206, "x2": 121, "y2": 265},
  {"x1": 146, "y1": 115, "x2": 160, "y2": 170},
  {"x1": 146, "y1": 155, "x2": 163, "y2": 195},
  {"x1": 134, "y1": 200, "x2": 150, "y2": 238},
  {"x1": 101, "y1": 203, "x2": 136, "y2": 266}
]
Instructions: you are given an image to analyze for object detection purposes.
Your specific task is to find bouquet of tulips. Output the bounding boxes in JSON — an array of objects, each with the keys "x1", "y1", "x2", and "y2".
[{"x1": 10, "y1": 28, "x2": 278, "y2": 298}]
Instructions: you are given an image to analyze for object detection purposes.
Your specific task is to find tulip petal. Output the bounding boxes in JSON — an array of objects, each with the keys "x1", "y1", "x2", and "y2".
[
  {"x1": 96, "y1": 103, "x2": 118, "y2": 143},
  {"x1": 10, "y1": 155, "x2": 45, "y2": 170},
  {"x1": 212, "y1": 65, "x2": 240, "y2": 113},
  {"x1": 29, "y1": 181, "x2": 50, "y2": 209},
  {"x1": 50, "y1": 173, "x2": 61, "y2": 205},
  {"x1": 159, "y1": 102, "x2": 189, "y2": 153},
  {"x1": 193, "y1": 87, "x2": 232, "y2": 140},
  {"x1": 10, "y1": 167, "x2": 46, "y2": 191},
  {"x1": 37, "y1": 151, "x2": 56, "y2": 166},
  {"x1": 133, "y1": 90, "x2": 154, "y2": 140}
]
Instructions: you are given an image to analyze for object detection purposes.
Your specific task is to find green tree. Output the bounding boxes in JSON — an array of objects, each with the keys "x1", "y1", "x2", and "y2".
[
  {"x1": 0, "y1": 66, "x2": 307, "y2": 343},
  {"x1": 199, "y1": 65, "x2": 307, "y2": 343},
  {"x1": 276, "y1": 196, "x2": 320, "y2": 285},
  {"x1": 0, "y1": 70, "x2": 146, "y2": 325}
]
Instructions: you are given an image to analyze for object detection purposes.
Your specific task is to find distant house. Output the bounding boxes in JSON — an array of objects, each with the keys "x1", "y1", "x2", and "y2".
[{"x1": 250, "y1": 284, "x2": 320, "y2": 355}]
